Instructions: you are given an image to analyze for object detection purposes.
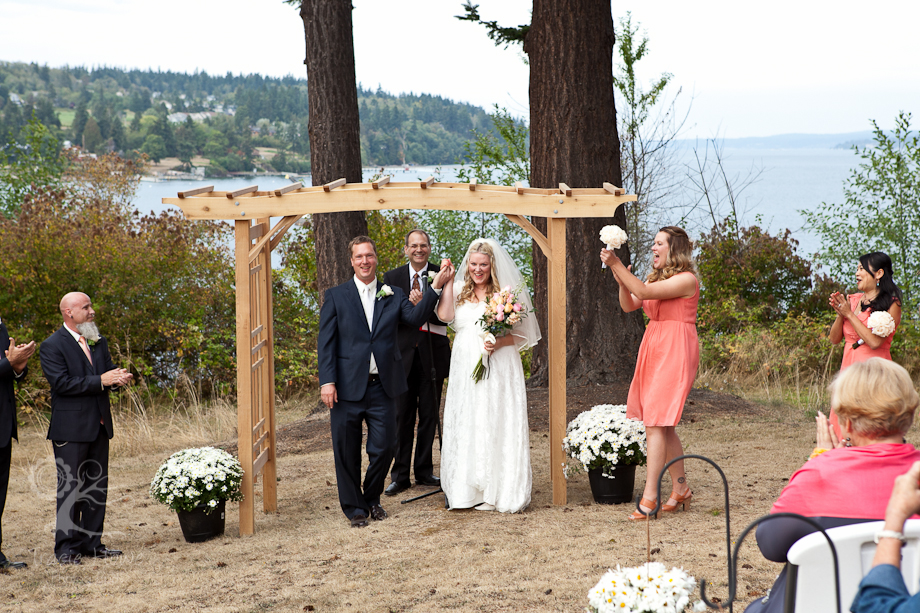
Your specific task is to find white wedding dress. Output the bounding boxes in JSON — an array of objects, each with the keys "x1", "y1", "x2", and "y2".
[{"x1": 441, "y1": 299, "x2": 532, "y2": 513}]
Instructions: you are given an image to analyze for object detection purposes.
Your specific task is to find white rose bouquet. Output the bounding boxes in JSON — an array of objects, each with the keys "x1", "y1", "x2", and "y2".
[
  {"x1": 150, "y1": 447, "x2": 244, "y2": 514},
  {"x1": 853, "y1": 310, "x2": 897, "y2": 349},
  {"x1": 600, "y1": 225, "x2": 628, "y2": 269},
  {"x1": 587, "y1": 562, "x2": 699, "y2": 613},
  {"x1": 563, "y1": 404, "x2": 646, "y2": 477},
  {"x1": 867, "y1": 310, "x2": 896, "y2": 337}
]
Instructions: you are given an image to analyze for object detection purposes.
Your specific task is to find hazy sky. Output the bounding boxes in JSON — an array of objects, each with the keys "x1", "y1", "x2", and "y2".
[{"x1": 2, "y1": 0, "x2": 917, "y2": 138}]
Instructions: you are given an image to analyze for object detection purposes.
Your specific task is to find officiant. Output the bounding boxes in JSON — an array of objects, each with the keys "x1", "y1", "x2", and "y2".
[{"x1": 383, "y1": 229, "x2": 451, "y2": 496}]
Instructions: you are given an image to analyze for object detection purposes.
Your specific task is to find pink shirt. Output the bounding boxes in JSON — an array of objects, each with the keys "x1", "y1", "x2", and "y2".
[{"x1": 772, "y1": 444, "x2": 920, "y2": 519}]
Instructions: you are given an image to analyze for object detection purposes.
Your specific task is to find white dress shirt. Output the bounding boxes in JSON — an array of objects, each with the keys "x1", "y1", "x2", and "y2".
[{"x1": 353, "y1": 276, "x2": 379, "y2": 375}]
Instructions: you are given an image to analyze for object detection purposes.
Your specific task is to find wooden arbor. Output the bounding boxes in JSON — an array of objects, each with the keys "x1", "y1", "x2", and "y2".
[{"x1": 164, "y1": 178, "x2": 635, "y2": 535}]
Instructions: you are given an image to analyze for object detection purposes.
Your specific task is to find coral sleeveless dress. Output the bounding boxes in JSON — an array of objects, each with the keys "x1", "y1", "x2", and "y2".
[
  {"x1": 840, "y1": 293, "x2": 896, "y2": 370},
  {"x1": 831, "y1": 292, "x2": 897, "y2": 438},
  {"x1": 626, "y1": 272, "x2": 700, "y2": 427}
]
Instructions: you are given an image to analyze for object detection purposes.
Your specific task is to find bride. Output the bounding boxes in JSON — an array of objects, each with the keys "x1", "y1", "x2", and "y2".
[{"x1": 437, "y1": 238, "x2": 541, "y2": 513}]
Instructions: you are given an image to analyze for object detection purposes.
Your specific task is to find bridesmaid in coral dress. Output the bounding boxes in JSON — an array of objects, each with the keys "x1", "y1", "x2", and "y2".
[
  {"x1": 828, "y1": 252, "x2": 902, "y2": 438},
  {"x1": 601, "y1": 226, "x2": 699, "y2": 521}
]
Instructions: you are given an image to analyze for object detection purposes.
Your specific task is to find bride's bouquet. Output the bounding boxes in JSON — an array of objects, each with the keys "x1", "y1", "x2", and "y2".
[{"x1": 472, "y1": 285, "x2": 528, "y2": 383}]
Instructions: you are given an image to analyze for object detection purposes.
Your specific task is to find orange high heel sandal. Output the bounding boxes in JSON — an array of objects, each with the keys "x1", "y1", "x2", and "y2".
[
  {"x1": 627, "y1": 498, "x2": 659, "y2": 521},
  {"x1": 661, "y1": 490, "x2": 693, "y2": 513}
]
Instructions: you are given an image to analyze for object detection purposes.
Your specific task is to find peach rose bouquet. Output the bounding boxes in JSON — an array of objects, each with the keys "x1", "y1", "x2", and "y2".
[{"x1": 472, "y1": 285, "x2": 528, "y2": 383}]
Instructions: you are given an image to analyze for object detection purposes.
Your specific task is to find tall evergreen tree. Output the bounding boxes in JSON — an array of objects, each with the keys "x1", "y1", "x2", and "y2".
[
  {"x1": 298, "y1": 0, "x2": 367, "y2": 304},
  {"x1": 72, "y1": 100, "x2": 88, "y2": 145},
  {"x1": 83, "y1": 116, "x2": 103, "y2": 152},
  {"x1": 460, "y1": 0, "x2": 642, "y2": 385},
  {"x1": 110, "y1": 113, "x2": 127, "y2": 152},
  {"x1": 525, "y1": 0, "x2": 642, "y2": 385}
]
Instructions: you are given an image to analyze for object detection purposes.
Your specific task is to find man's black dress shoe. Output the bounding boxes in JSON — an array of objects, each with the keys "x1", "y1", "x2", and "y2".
[
  {"x1": 384, "y1": 480, "x2": 411, "y2": 496},
  {"x1": 0, "y1": 557, "x2": 27, "y2": 569},
  {"x1": 350, "y1": 514, "x2": 369, "y2": 528},
  {"x1": 83, "y1": 547, "x2": 123, "y2": 559},
  {"x1": 369, "y1": 503, "x2": 388, "y2": 521},
  {"x1": 57, "y1": 554, "x2": 82, "y2": 565},
  {"x1": 416, "y1": 474, "x2": 440, "y2": 487}
]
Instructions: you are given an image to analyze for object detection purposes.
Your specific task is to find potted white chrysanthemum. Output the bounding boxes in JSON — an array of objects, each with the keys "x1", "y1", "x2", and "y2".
[
  {"x1": 150, "y1": 447, "x2": 244, "y2": 542},
  {"x1": 587, "y1": 562, "x2": 702, "y2": 613},
  {"x1": 563, "y1": 404, "x2": 646, "y2": 504}
]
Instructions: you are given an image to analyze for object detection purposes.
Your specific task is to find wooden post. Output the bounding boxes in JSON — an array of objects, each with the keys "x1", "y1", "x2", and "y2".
[
  {"x1": 547, "y1": 217, "x2": 567, "y2": 505},
  {"x1": 259, "y1": 219, "x2": 278, "y2": 513},
  {"x1": 235, "y1": 220, "x2": 255, "y2": 535}
]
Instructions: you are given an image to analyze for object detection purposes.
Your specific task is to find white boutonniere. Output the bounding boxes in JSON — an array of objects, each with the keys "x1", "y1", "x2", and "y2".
[
  {"x1": 375, "y1": 285, "x2": 394, "y2": 300},
  {"x1": 427, "y1": 270, "x2": 436, "y2": 283}
]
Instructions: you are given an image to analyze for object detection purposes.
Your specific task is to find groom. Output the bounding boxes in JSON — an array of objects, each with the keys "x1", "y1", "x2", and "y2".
[{"x1": 318, "y1": 236, "x2": 452, "y2": 527}]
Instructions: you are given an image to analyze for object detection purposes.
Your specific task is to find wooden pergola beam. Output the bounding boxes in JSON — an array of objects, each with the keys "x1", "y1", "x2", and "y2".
[
  {"x1": 166, "y1": 180, "x2": 636, "y2": 531},
  {"x1": 163, "y1": 182, "x2": 634, "y2": 221}
]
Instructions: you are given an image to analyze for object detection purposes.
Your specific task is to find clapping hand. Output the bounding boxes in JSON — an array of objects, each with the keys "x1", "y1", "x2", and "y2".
[
  {"x1": 101, "y1": 368, "x2": 133, "y2": 388},
  {"x1": 885, "y1": 461, "x2": 920, "y2": 528},
  {"x1": 816, "y1": 411, "x2": 842, "y2": 449},
  {"x1": 5, "y1": 338, "x2": 36, "y2": 372},
  {"x1": 829, "y1": 292, "x2": 852, "y2": 317}
]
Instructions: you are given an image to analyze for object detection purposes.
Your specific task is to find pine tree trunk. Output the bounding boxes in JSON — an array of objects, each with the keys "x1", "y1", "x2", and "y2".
[
  {"x1": 300, "y1": 0, "x2": 367, "y2": 305},
  {"x1": 524, "y1": 0, "x2": 644, "y2": 386}
]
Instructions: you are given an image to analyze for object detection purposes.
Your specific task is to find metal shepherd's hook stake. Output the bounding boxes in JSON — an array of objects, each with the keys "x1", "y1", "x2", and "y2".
[{"x1": 636, "y1": 455, "x2": 844, "y2": 613}]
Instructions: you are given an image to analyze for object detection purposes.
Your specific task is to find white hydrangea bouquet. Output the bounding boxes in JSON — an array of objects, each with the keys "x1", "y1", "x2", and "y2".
[
  {"x1": 150, "y1": 447, "x2": 244, "y2": 514},
  {"x1": 587, "y1": 562, "x2": 700, "y2": 613},
  {"x1": 563, "y1": 404, "x2": 646, "y2": 477}
]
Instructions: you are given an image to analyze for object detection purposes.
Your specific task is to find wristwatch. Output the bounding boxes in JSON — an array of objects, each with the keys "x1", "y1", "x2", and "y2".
[{"x1": 875, "y1": 530, "x2": 907, "y2": 546}]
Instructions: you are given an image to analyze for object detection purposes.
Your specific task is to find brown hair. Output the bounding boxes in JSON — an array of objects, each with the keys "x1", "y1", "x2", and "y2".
[
  {"x1": 457, "y1": 241, "x2": 501, "y2": 305},
  {"x1": 404, "y1": 229, "x2": 431, "y2": 247},
  {"x1": 647, "y1": 226, "x2": 697, "y2": 283},
  {"x1": 347, "y1": 235, "x2": 377, "y2": 258},
  {"x1": 830, "y1": 358, "x2": 918, "y2": 438}
]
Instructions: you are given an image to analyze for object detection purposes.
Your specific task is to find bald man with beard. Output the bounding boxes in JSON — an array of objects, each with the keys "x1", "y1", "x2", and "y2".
[{"x1": 40, "y1": 292, "x2": 132, "y2": 565}]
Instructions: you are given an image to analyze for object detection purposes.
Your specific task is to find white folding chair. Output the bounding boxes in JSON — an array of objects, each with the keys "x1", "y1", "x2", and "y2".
[{"x1": 784, "y1": 519, "x2": 920, "y2": 613}]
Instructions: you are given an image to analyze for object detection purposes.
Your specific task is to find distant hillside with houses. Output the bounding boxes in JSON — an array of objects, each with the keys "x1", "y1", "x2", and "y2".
[{"x1": 0, "y1": 61, "x2": 505, "y2": 175}]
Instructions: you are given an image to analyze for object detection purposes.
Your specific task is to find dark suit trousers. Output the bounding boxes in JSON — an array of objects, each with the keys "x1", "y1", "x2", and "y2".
[
  {"x1": 0, "y1": 441, "x2": 10, "y2": 551},
  {"x1": 391, "y1": 348, "x2": 442, "y2": 483},
  {"x1": 52, "y1": 426, "x2": 109, "y2": 557},
  {"x1": 330, "y1": 379, "x2": 395, "y2": 519}
]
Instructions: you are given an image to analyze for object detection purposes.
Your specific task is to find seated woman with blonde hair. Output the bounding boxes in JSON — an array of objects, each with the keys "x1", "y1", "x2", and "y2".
[{"x1": 744, "y1": 358, "x2": 920, "y2": 613}]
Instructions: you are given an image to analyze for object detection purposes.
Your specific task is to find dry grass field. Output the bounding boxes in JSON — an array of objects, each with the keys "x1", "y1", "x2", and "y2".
[{"x1": 2, "y1": 384, "x2": 900, "y2": 612}]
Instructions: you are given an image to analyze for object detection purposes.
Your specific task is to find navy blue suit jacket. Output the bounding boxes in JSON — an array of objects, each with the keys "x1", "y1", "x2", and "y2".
[
  {"x1": 40, "y1": 326, "x2": 117, "y2": 442},
  {"x1": 0, "y1": 322, "x2": 27, "y2": 447},
  {"x1": 318, "y1": 279, "x2": 439, "y2": 402}
]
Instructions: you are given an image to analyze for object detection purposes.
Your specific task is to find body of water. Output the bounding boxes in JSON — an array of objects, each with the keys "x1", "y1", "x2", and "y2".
[{"x1": 136, "y1": 150, "x2": 859, "y2": 260}]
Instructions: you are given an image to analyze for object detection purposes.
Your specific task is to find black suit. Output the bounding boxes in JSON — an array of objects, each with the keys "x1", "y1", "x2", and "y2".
[
  {"x1": 382, "y1": 263, "x2": 451, "y2": 483},
  {"x1": 40, "y1": 326, "x2": 117, "y2": 558},
  {"x1": 318, "y1": 278, "x2": 439, "y2": 519},
  {"x1": 0, "y1": 321, "x2": 27, "y2": 558}
]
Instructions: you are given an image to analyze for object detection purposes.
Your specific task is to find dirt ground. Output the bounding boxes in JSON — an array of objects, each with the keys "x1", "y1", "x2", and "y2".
[
  {"x1": 1, "y1": 384, "x2": 869, "y2": 612},
  {"x1": 253, "y1": 384, "x2": 766, "y2": 460}
]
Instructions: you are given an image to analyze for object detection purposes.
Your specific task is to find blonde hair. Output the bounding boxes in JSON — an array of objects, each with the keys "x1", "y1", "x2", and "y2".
[
  {"x1": 457, "y1": 241, "x2": 501, "y2": 305},
  {"x1": 647, "y1": 226, "x2": 697, "y2": 283},
  {"x1": 831, "y1": 358, "x2": 918, "y2": 438}
]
